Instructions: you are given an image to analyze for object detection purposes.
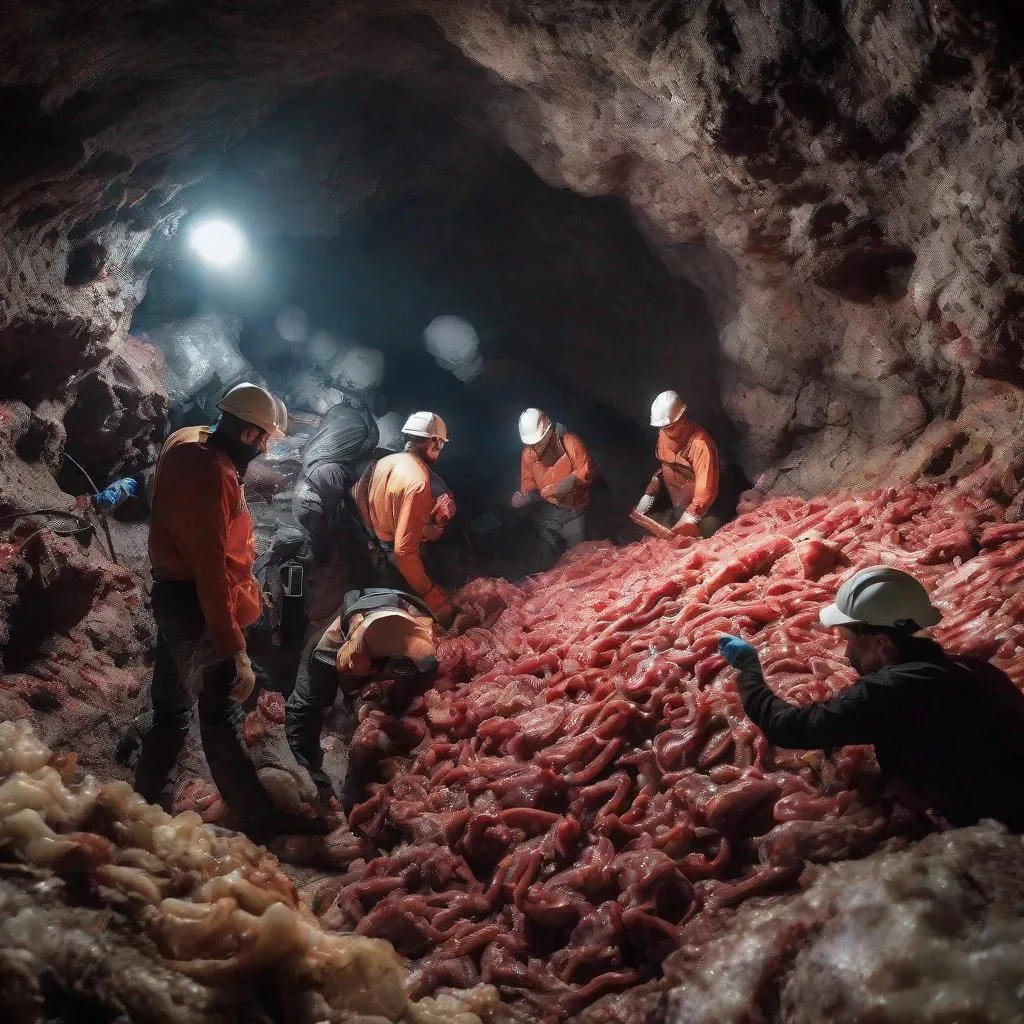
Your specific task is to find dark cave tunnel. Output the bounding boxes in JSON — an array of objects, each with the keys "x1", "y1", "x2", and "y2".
[{"x1": 129, "y1": 78, "x2": 742, "y2": 582}]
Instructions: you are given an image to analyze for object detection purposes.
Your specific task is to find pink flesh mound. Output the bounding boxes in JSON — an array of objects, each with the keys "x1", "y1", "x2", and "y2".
[{"x1": 312, "y1": 483, "x2": 1024, "y2": 1022}]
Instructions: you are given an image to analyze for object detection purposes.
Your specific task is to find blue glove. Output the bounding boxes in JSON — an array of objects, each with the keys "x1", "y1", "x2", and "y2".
[
  {"x1": 92, "y1": 477, "x2": 137, "y2": 512},
  {"x1": 718, "y1": 634, "x2": 756, "y2": 667}
]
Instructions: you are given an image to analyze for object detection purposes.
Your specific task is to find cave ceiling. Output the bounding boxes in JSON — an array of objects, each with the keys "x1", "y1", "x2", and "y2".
[{"x1": 1, "y1": 1, "x2": 1023, "y2": 496}]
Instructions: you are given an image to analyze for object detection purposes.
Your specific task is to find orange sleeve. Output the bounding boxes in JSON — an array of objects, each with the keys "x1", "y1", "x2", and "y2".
[
  {"x1": 191, "y1": 461, "x2": 247, "y2": 657},
  {"x1": 520, "y1": 448, "x2": 538, "y2": 494},
  {"x1": 392, "y1": 480, "x2": 435, "y2": 597},
  {"x1": 563, "y1": 433, "x2": 592, "y2": 487},
  {"x1": 687, "y1": 432, "x2": 720, "y2": 517}
]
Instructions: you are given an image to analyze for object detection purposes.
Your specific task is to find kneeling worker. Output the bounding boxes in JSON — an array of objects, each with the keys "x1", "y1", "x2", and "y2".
[
  {"x1": 353, "y1": 411, "x2": 456, "y2": 627},
  {"x1": 511, "y1": 408, "x2": 592, "y2": 551},
  {"x1": 634, "y1": 390, "x2": 719, "y2": 538},
  {"x1": 136, "y1": 382, "x2": 324, "y2": 838},
  {"x1": 286, "y1": 588, "x2": 438, "y2": 808},
  {"x1": 719, "y1": 565, "x2": 1024, "y2": 832}
]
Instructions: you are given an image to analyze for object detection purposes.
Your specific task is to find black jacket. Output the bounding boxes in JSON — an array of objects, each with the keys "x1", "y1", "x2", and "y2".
[{"x1": 735, "y1": 637, "x2": 1024, "y2": 832}]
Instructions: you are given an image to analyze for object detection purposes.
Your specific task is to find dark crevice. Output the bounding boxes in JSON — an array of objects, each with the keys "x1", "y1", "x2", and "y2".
[
  {"x1": 2, "y1": 546, "x2": 103, "y2": 674},
  {"x1": 923, "y1": 432, "x2": 970, "y2": 477}
]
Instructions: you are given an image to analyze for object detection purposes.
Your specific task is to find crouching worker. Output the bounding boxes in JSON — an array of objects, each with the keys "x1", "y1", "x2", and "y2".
[
  {"x1": 511, "y1": 408, "x2": 592, "y2": 553},
  {"x1": 286, "y1": 588, "x2": 438, "y2": 810},
  {"x1": 135, "y1": 382, "x2": 326, "y2": 840},
  {"x1": 635, "y1": 390, "x2": 719, "y2": 538},
  {"x1": 719, "y1": 566, "x2": 1024, "y2": 832}
]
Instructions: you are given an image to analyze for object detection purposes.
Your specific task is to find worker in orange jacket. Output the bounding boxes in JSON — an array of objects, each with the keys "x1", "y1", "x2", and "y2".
[
  {"x1": 353, "y1": 411, "x2": 457, "y2": 627},
  {"x1": 135, "y1": 383, "x2": 325, "y2": 839},
  {"x1": 634, "y1": 390, "x2": 719, "y2": 538},
  {"x1": 511, "y1": 408, "x2": 592, "y2": 551}
]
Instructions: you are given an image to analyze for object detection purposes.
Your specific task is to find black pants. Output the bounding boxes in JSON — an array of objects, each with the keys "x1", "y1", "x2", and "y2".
[
  {"x1": 536, "y1": 503, "x2": 586, "y2": 553},
  {"x1": 134, "y1": 582, "x2": 273, "y2": 825},
  {"x1": 285, "y1": 620, "x2": 346, "y2": 800}
]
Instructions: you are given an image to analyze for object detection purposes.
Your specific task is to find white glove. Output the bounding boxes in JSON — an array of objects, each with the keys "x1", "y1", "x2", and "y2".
[
  {"x1": 230, "y1": 651, "x2": 257, "y2": 703},
  {"x1": 680, "y1": 510, "x2": 701, "y2": 525},
  {"x1": 635, "y1": 495, "x2": 655, "y2": 515}
]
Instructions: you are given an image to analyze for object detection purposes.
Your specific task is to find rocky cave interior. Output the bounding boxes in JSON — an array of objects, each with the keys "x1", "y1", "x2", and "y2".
[{"x1": 3, "y1": 3, "x2": 1024, "y2": 1023}]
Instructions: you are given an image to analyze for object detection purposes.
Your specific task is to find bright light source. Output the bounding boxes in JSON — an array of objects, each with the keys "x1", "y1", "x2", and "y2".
[{"x1": 188, "y1": 218, "x2": 246, "y2": 267}]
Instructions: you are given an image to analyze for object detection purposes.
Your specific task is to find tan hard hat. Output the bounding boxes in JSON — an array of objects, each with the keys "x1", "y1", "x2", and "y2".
[
  {"x1": 820, "y1": 566, "x2": 942, "y2": 630},
  {"x1": 273, "y1": 396, "x2": 288, "y2": 435},
  {"x1": 217, "y1": 382, "x2": 286, "y2": 438}
]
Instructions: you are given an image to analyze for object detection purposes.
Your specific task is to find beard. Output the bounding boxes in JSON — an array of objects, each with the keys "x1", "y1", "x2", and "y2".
[{"x1": 846, "y1": 645, "x2": 866, "y2": 675}]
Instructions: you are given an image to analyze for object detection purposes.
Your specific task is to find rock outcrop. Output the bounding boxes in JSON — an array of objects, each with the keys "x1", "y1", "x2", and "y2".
[
  {"x1": 437, "y1": 2, "x2": 1024, "y2": 496},
  {"x1": 5, "y1": 3, "x2": 1024, "y2": 501}
]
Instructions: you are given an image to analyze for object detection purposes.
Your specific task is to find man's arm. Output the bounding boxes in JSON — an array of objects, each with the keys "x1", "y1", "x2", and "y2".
[
  {"x1": 686, "y1": 432, "x2": 720, "y2": 518},
  {"x1": 392, "y1": 481, "x2": 437, "y2": 598},
  {"x1": 563, "y1": 433, "x2": 592, "y2": 488},
  {"x1": 191, "y1": 462, "x2": 247, "y2": 657},
  {"x1": 520, "y1": 449, "x2": 539, "y2": 497},
  {"x1": 733, "y1": 647, "x2": 895, "y2": 750},
  {"x1": 644, "y1": 469, "x2": 663, "y2": 498}
]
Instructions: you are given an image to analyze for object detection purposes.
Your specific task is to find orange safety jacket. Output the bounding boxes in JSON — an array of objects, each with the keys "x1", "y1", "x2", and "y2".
[
  {"x1": 520, "y1": 427, "x2": 592, "y2": 512},
  {"x1": 358, "y1": 452, "x2": 448, "y2": 612},
  {"x1": 644, "y1": 417, "x2": 719, "y2": 517},
  {"x1": 148, "y1": 427, "x2": 262, "y2": 656}
]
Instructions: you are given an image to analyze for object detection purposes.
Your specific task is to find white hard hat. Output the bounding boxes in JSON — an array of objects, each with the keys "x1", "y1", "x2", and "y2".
[
  {"x1": 820, "y1": 566, "x2": 942, "y2": 631},
  {"x1": 519, "y1": 408, "x2": 552, "y2": 445},
  {"x1": 217, "y1": 382, "x2": 286, "y2": 438},
  {"x1": 402, "y1": 411, "x2": 449, "y2": 442},
  {"x1": 650, "y1": 390, "x2": 687, "y2": 427}
]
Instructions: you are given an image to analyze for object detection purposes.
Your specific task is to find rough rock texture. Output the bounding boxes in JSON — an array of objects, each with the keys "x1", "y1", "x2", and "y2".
[
  {"x1": 0, "y1": 397, "x2": 153, "y2": 781},
  {"x1": 3, "y1": 2, "x2": 1024, "y2": 502},
  {"x1": 435, "y1": 1, "x2": 1024, "y2": 497},
  {"x1": 675, "y1": 822, "x2": 1024, "y2": 1023}
]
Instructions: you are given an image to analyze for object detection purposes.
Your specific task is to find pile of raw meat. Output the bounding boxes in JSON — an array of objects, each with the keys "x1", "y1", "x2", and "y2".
[
  {"x1": 0, "y1": 718, "x2": 505, "y2": 1024},
  {"x1": 307, "y1": 483, "x2": 1024, "y2": 1021}
]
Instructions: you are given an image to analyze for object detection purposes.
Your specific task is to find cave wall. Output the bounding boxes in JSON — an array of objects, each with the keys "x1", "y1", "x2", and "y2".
[
  {"x1": 5, "y1": 2, "x2": 1024, "y2": 506},
  {"x1": 2, "y1": 1, "x2": 1024, "y2": 708},
  {"x1": 436, "y1": 0, "x2": 1024, "y2": 498}
]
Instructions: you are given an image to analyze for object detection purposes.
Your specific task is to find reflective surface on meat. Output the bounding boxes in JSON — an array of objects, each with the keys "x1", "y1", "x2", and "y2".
[{"x1": 310, "y1": 483, "x2": 1024, "y2": 1020}]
